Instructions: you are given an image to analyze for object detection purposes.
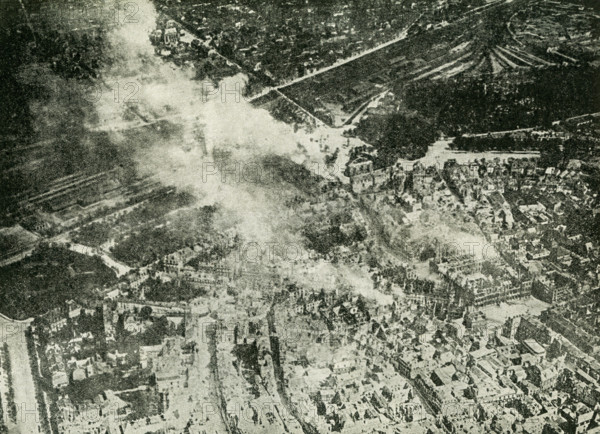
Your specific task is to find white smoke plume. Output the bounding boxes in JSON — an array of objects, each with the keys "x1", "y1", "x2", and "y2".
[
  {"x1": 91, "y1": 0, "x2": 325, "y2": 243},
  {"x1": 86, "y1": 0, "x2": 393, "y2": 305}
]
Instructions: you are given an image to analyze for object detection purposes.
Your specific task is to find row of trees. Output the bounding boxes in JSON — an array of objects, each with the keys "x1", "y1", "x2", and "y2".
[
  {"x1": 452, "y1": 134, "x2": 599, "y2": 165},
  {"x1": 1, "y1": 344, "x2": 16, "y2": 424},
  {"x1": 0, "y1": 354, "x2": 6, "y2": 433},
  {"x1": 25, "y1": 328, "x2": 52, "y2": 434},
  {"x1": 451, "y1": 135, "x2": 552, "y2": 152}
]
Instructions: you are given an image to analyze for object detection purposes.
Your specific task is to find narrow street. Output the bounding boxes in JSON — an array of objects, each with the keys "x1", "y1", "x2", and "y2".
[
  {"x1": 191, "y1": 315, "x2": 233, "y2": 434},
  {"x1": 266, "y1": 302, "x2": 319, "y2": 434}
]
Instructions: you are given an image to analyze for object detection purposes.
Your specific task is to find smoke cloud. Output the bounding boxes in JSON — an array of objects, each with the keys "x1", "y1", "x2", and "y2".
[
  {"x1": 80, "y1": 0, "x2": 391, "y2": 305},
  {"x1": 90, "y1": 0, "x2": 325, "y2": 240}
]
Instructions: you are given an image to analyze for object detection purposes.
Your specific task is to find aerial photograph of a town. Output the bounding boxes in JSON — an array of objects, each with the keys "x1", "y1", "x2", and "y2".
[{"x1": 0, "y1": 0, "x2": 599, "y2": 432}]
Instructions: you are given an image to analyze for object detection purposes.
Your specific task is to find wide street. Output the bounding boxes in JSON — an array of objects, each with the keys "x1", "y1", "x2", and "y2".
[{"x1": 0, "y1": 314, "x2": 38, "y2": 434}]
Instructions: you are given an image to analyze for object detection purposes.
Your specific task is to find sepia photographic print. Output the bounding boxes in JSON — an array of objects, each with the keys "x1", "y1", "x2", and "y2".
[{"x1": 0, "y1": 0, "x2": 599, "y2": 432}]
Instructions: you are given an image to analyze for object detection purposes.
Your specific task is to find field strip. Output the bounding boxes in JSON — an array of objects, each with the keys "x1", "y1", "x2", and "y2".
[
  {"x1": 497, "y1": 46, "x2": 534, "y2": 66},
  {"x1": 511, "y1": 47, "x2": 556, "y2": 66},
  {"x1": 492, "y1": 47, "x2": 521, "y2": 69},
  {"x1": 412, "y1": 52, "x2": 473, "y2": 81},
  {"x1": 431, "y1": 60, "x2": 476, "y2": 80}
]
